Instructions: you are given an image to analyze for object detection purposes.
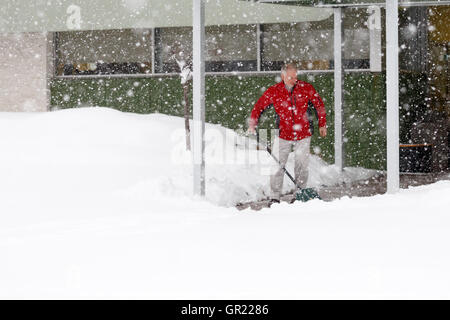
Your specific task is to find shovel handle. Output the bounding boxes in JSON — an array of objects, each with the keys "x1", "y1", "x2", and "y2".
[{"x1": 256, "y1": 131, "x2": 299, "y2": 189}]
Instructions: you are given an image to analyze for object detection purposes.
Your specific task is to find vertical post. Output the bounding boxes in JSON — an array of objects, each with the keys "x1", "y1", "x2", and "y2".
[
  {"x1": 193, "y1": 0, "x2": 206, "y2": 196},
  {"x1": 151, "y1": 27, "x2": 155, "y2": 74},
  {"x1": 46, "y1": 32, "x2": 55, "y2": 112},
  {"x1": 184, "y1": 84, "x2": 191, "y2": 151},
  {"x1": 256, "y1": 23, "x2": 261, "y2": 72},
  {"x1": 334, "y1": 8, "x2": 344, "y2": 172},
  {"x1": 386, "y1": 0, "x2": 400, "y2": 193}
]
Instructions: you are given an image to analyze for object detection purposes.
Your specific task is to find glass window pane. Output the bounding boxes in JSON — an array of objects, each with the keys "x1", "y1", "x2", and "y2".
[
  {"x1": 155, "y1": 27, "x2": 192, "y2": 73},
  {"x1": 343, "y1": 8, "x2": 371, "y2": 69},
  {"x1": 155, "y1": 24, "x2": 257, "y2": 73},
  {"x1": 206, "y1": 24, "x2": 257, "y2": 72},
  {"x1": 261, "y1": 10, "x2": 373, "y2": 71},
  {"x1": 261, "y1": 17, "x2": 334, "y2": 71},
  {"x1": 56, "y1": 29, "x2": 152, "y2": 76}
]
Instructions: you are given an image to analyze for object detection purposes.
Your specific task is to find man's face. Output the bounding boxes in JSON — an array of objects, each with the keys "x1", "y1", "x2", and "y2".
[{"x1": 281, "y1": 68, "x2": 297, "y2": 87}]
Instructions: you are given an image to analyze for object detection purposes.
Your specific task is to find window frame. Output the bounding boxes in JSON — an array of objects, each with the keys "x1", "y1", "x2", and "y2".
[{"x1": 54, "y1": 22, "x2": 373, "y2": 80}]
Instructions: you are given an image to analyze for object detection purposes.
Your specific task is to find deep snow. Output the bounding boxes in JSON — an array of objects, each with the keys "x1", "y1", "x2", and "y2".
[{"x1": 1, "y1": 107, "x2": 449, "y2": 299}]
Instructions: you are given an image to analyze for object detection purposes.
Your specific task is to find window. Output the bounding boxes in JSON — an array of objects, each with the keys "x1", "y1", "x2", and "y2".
[
  {"x1": 342, "y1": 8, "x2": 371, "y2": 70},
  {"x1": 399, "y1": 6, "x2": 429, "y2": 73},
  {"x1": 154, "y1": 24, "x2": 257, "y2": 73},
  {"x1": 154, "y1": 27, "x2": 191, "y2": 73},
  {"x1": 56, "y1": 29, "x2": 152, "y2": 76},
  {"x1": 261, "y1": 9, "x2": 371, "y2": 71},
  {"x1": 261, "y1": 18, "x2": 334, "y2": 71},
  {"x1": 54, "y1": 15, "x2": 373, "y2": 76},
  {"x1": 206, "y1": 24, "x2": 257, "y2": 72}
]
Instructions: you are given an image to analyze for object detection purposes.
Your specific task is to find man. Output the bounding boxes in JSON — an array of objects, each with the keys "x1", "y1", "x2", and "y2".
[{"x1": 248, "y1": 63, "x2": 327, "y2": 204}]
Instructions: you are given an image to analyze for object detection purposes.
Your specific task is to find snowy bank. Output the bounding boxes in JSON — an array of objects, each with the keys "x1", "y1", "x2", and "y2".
[
  {"x1": 0, "y1": 107, "x2": 377, "y2": 208},
  {"x1": 1, "y1": 107, "x2": 449, "y2": 299}
]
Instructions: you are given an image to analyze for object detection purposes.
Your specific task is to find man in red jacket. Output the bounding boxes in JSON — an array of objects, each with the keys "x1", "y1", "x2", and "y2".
[{"x1": 248, "y1": 63, "x2": 327, "y2": 203}]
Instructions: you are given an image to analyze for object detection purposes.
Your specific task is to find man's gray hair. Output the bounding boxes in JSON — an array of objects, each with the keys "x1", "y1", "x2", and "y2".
[{"x1": 281, "y1": 62, "x2": 298, "y2": 75}]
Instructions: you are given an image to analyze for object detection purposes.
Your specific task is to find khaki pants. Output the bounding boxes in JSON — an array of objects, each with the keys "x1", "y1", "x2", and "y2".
[{"x1": 270, "y1": 136, "x2": 311, "y2": 200}]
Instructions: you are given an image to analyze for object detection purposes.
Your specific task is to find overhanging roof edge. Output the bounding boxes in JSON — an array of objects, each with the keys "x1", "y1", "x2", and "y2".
[{"x1": 0, "y1": 0, "x2": 333, "y2": 33}]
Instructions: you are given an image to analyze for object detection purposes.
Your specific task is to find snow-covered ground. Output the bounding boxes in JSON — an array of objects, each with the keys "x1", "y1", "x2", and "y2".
[{"x1": 1, "y1": 107, "x2": 449, "y2": 299}]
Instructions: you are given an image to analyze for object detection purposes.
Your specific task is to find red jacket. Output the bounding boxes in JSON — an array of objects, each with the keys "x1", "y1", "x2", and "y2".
[{"x1": 250, "y1": 80, "x2": 327, "y2": 141}]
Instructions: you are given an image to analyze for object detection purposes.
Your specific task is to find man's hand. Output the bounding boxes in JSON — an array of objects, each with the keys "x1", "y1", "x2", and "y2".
[{"x1": 319, "y1": 126, "x2": 327, "y2": 137}]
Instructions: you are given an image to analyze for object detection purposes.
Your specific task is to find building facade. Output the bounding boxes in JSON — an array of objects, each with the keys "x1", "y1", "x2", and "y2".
[{"x1": 0, "y1": 2, "x2": 448, "y2": 171}]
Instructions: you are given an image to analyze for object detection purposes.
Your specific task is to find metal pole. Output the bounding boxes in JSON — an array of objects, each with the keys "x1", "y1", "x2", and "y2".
[
  {"x1": 151, "y1": 27, "x2": 155, "y2": 74},
  {"x1": 184, "y1": 84, "x2": 191, "y2": 151},
  {"x1": 334, "y1": 8, "x2": 344, "y2": 172},
  {"x1": 192, "y1": 0, "x2": 206, "y2": 196},
  {"x1": 386, "y1": 0, "x2": 400, "y2": 193},
  {"x1": 46, "y1": 32, "x2": 55, "y2": 111},
  {"x1": 256, "y1": 23, "x2": 261, "y2": 72}
]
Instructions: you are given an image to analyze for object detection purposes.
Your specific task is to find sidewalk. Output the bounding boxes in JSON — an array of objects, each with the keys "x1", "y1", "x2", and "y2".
[{"x1": 237, "y1": 171, "x2": 450, "y2": 210}]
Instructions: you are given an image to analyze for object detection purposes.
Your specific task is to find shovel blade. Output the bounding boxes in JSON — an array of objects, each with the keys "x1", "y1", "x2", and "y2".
[{"x1": 295, "y1": 188, "x2": 321, "y2": 202}]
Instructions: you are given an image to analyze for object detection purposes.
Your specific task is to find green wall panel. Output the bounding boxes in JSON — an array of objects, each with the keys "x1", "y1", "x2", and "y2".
[
  {"x1": 149, "y1": 77, "x2": 186, "y2": 116},
  {"x1": 51, "y1": 79, "x2": 106, "y2": 108},
  {"x1": 206, "y1": 75, "x2": 276, "y2": 130},
  {"x1": 343, "y1": 73, "x2": 386, "y2": 170}
]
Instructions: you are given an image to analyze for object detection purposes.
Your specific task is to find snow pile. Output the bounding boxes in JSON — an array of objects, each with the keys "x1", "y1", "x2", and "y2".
[
  {"x1": 0, "y1": 107, "x2": 376, "y2": 207},
  {"x1": 1, "y1": 107, "x2": 449, "y2": 299}
]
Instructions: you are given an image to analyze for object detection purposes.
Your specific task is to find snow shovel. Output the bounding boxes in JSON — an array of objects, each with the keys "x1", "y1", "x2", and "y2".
[{"x1": 255, "y1": 132, "x2": 321, "y2": 202}]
